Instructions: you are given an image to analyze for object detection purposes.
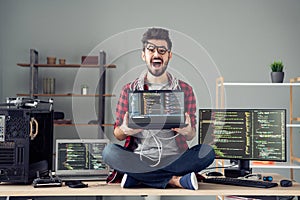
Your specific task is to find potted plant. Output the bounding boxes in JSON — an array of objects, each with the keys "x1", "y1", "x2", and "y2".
[{"x1": 270, "y1": 60, "x2": 284, "y2": 83}]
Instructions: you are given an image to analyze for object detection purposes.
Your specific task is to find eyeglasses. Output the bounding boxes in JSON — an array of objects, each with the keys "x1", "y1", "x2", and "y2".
[{"x1": 145, "y1": 42, "x2": 170, "y2": 55}]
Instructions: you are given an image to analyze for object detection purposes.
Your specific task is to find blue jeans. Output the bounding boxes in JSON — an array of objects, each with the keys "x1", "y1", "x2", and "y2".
[{"x1": 102, "y1": 143, "x2": 215, "y2": 188}]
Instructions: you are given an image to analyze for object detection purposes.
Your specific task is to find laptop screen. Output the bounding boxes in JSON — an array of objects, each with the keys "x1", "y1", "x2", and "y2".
[
  {"x1": 55, "y1": 139, "x2": 110, "y2": 179},
  {"x1": 128, "y1": 90, "x2": 186, "y2": 129}
]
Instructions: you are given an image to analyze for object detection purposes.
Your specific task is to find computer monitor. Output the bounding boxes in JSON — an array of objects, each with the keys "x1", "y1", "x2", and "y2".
[{"x1": 198, "y1": 109, "x2": 286, "y2": 177}]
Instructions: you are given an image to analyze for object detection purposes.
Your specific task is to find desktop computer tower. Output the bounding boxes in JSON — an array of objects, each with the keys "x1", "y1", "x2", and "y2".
[{"x1": 0, "y1": 107, "x2": 53, "y2": 184}]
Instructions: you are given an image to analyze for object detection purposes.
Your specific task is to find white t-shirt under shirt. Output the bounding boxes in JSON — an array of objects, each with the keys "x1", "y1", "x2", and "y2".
[{"x1": 133, "y1": 82, "x2": 180, "y2": 162}]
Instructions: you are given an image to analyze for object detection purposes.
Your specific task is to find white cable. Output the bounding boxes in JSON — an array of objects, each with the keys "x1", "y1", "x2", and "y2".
[
  {"x1": 155, "y1": 133, "x2": 179, "y2": 140},
  {"x1": 139, "y1": 131, "x2": 179, "y2": 167},
  {"x1": 140, "y1": 131, "x2": 162, "y2": 165},
  {"x1": 139, "y1": 130, "x2": 162, "y2": 166},
  {"x1": 150, "y1": 134, "x2": 162, "y2": 167}
]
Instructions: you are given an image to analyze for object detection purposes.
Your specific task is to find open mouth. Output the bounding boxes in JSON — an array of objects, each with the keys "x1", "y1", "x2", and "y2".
[{"x1": 151, "y1": 58, "x2": 163, "y2": 68}]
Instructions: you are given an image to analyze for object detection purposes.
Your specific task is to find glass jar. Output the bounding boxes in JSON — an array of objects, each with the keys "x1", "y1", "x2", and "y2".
[{"x1": 81, "y1": 84, "x2": 89, "y2": 95}]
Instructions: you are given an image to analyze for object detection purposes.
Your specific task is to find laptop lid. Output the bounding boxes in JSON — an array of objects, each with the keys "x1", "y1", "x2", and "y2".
[
  {"x1": 128, "y1": 90, "x2": 186, "y2": 129},
  {"x1": 55, "y1": 139, "x2": 110, "y2": 180}
]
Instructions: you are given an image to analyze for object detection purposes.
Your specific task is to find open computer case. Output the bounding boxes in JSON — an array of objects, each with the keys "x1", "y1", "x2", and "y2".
[{"x1": 0, "y1": 98, "x2": 53, "y2": 184}]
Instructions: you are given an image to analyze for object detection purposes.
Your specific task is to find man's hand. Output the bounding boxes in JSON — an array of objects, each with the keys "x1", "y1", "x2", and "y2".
[
  {"x1": 119, "y1": 112, "x2": 143, "y2": 136},
  {"x1": 172, "y1": 112, "x2": 195, "y2": 141}
]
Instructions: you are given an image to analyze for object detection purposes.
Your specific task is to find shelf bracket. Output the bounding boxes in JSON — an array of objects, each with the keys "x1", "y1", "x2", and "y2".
[
  {"x1": 98, "y1": 51, "x2": 106, "y2": 139},
  {"x1": 29, "y1": 49, "x2": 39, "y2": 98}
]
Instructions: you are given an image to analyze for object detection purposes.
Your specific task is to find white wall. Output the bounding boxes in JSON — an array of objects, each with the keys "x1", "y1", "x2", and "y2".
[{"x1": 1, "y1": 0, "x2": 300, "y2": 199}]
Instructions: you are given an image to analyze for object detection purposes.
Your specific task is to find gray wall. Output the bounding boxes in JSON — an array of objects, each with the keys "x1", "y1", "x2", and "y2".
[{"x1": 1, "y1": 0, "x2": 300, "y2": 199}]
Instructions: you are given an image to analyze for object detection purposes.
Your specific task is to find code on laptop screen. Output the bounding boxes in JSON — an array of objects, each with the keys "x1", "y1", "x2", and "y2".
[
  {"x1": 129, "y1": 90, "x2": 184, "y2": 118},
  {"x1": 57, "y1": 142, "x2": 107, "y2": 171}
]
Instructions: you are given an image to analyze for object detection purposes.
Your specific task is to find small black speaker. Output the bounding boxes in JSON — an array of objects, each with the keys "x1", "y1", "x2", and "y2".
[
  {"x1": 224, "y1": 168, "x2": 250, "y2": 178},
  {"x1": 54, "y1": 112, "x2": 64, "y2": 120}
]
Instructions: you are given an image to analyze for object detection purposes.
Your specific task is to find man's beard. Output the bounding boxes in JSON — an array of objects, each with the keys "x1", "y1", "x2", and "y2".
[{"x1": 147, "y1": 60, "x2": 169, "y2": 77}]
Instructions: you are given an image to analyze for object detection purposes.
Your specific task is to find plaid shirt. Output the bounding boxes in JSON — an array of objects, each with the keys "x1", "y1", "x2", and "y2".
[{"x1": 114, "y1": 78, "x2": 197, "y2": 152}]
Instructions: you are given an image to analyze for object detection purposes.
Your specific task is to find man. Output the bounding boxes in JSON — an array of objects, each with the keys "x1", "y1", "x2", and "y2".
[{"x1": 103, "y1": 27, "x2": 215, "y2": 190}]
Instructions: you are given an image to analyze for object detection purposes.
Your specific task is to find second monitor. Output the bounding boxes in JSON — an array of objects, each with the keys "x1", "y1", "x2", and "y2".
[{"x1": 198, "y1": 109, "x2": 286, "y2": 177}]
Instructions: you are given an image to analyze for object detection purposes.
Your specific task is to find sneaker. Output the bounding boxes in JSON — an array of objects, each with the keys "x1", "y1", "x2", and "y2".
[
  {"x1": 179, "y1": 172, "x2": 198, "y2": 190},
  {"x1": 106, "y1": 170, "x2": 123, "y2": 184},
  {"x1": 121, "y1": 174, "x2": 139, "y2": 188}
]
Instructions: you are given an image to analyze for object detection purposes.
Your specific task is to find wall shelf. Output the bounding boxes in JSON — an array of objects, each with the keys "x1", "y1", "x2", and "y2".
[
  {"x1": 17, "y1": 49, "x2": 115, "y2": 139},
  {"x1": 17, "y1": 93, "x2": 115, "y2": 97},
  {"x1": 54, "y1": 123, "x2": 114, "y2": 127},
  {"x1": 216, "y1": 76, "x2": 300, "y2": 180},
  {"x1": 252, "y1": 162, "x2": 300, "y2": 169},
  {"x1": 17, "y1": 63, "x2": 116, "y2": 68},
  {"x1": 218, "y1": 82, "x2": 300, "y2": 86}
]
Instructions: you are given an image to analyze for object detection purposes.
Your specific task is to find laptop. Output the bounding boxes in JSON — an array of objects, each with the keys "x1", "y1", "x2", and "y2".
[
  {"x1": 55, "y1": 139, "x2": 110, "y2": 181},
  {"x1": 128, "y1": 90, "x2": 187, "y2": 129}
]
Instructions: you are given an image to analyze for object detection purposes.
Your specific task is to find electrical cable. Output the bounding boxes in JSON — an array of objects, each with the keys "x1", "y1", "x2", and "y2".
[{"x1": 139, "y1": 130, "x2": 179, "y2": 167}]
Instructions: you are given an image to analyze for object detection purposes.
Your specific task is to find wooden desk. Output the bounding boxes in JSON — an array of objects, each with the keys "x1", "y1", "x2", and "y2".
[{"x1": 0, "y1": 173, "x2": 299, "y2": 197}]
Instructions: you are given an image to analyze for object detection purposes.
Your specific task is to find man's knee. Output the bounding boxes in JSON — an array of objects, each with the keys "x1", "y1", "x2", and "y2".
[
  {"x1": 102, "y1": 143, "x2": 115, "y2": 162},
  {"x1": 199, "y1": 144, "x2": 215, "y2": 159}
]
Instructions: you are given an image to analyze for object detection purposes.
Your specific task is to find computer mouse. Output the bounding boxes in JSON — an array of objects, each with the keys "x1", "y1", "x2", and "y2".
[
  {"x1": 206, "y1": 171, "x2": 223, "y2": 177},
  {"x1": 65, "y1": 181, "x2": 88, "y2": 188},
  {"x1": 280, "y1": 179, "x2": 292, "y2": 187}
]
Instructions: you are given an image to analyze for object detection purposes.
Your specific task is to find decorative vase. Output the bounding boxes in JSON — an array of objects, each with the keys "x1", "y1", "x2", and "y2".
[{"x1": 271, "y1": 72, "x2": 284, "y2": 83}]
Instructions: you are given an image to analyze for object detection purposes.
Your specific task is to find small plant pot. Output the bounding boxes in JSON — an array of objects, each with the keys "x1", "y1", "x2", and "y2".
[
  {"x1": 47, "y1": 57, "x2": 56, "y2": 64},
  {"x1": 271, "y1": 72, "x2": 284, "y2": 83}
]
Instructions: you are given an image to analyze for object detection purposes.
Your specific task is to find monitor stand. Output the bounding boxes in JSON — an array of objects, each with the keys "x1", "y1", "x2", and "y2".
[{"x1": 224, "y1": 160, "x2": 252, "y2": 178}]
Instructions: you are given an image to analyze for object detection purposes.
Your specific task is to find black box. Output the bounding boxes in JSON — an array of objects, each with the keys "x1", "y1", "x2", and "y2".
[
  {"x1": 0, "y1": 107, "x2": 53, "y2": 184},
  {"x1": 224, "y1": 168, "x2": 251, "y2": 178}
]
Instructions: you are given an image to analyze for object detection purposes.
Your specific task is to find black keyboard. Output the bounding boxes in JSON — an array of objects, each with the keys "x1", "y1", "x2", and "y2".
[{"x1": 203, "y1": 177, "x2": 278, "y2": 188}]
